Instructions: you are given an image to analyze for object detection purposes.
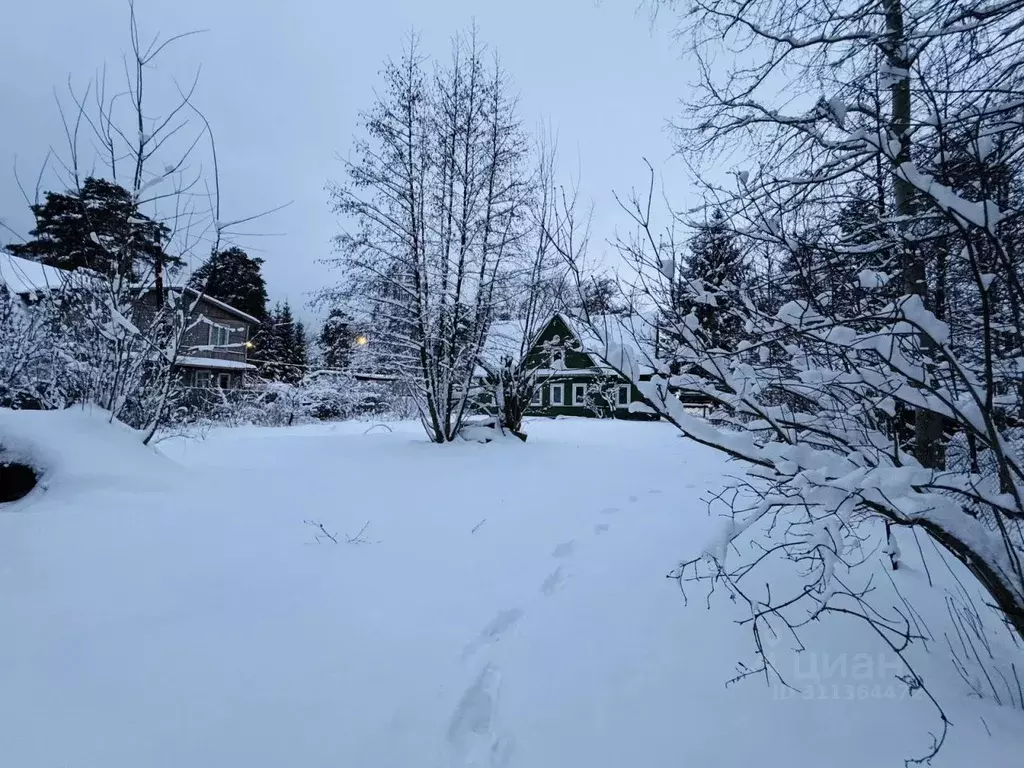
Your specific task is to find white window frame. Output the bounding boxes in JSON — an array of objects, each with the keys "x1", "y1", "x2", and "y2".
[
  {"x1": 194, "y1": 370, "x2": 212, "y2": 388},
  {"x1": 207, "y1": 322, "x2": 232, "y2": 347},
  {"x1": 616, "y1": 384, "x2": 631, "y2": 408},
  {"x1": 573, "y1": 382, "x2": 587, "y2": 406},
  {"x1": 549, "y1": 383, "x2": 564, "y2": 406},
  {"x1": 530, "y1": 387, "x2": 542, "y2": 406},
  {"x1": 217, "y1": 372, "x2": 232, "y2": 389}
]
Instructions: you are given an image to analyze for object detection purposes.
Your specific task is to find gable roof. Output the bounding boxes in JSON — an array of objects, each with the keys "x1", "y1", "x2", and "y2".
[
  {"x1": 550, "y1": 312, "x2": 660, "y2": 378},
  {"x1": 0, "y1": 251, "x2": 261, "y2": 325},
  {"x1": 168, "y1": 286, "x2": 262, "y2": 326},
  {"x1": 483, "y1": 311, "x2": 662, "y2": 379},
  {"x1": 479, "y1": 318, "x2": 541, "y2": 367}
]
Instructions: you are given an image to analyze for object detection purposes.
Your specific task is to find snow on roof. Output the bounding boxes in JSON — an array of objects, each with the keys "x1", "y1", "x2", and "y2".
[
  {"x1": 475, "y1": 318, "x2": 549, "y2": 378},
  {"x1": 475, "y1": 312, "x2": 662, "y2": 379},
  {"x1": 175, "y1": 356, "x2": 256, "y2": 371},
  {"x1": 169, "y1": 286, "x2": 262, "y2": 326},
  {"x1": 0, "y1": 251, "x2": 68, "y2": 295},
  {"x1": 558, "y1": 312, "x2": 660, "y2": 377},
  {"x1": 0, "y1": 255, "x2": 259, "y2": 330},
  {"x1": 480, "y1": 318, "x2": 533, "y2": 364}
]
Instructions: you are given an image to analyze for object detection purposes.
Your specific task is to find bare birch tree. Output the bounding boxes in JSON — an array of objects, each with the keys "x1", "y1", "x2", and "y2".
[{"x1": 329, "y1": 29, "x2": 530, "y2": 442}]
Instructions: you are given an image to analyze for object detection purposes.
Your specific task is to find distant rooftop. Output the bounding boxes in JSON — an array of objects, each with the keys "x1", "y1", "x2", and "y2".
[
  {"x1": 0, "y1": 251, "x2": 68, "y2": 295},
  {"x1": 0, "y1": 251, "x2": 259, "y2": 325}
]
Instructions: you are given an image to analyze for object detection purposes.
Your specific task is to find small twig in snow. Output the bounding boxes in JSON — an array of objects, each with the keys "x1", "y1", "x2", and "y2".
[
  {"x1": 304, "y1": 519, "x2": 338, "y2": 544},
  {"x1": 471, "y1": 518, "x2": 487, "y2": 534},
  {"x1": 346, "y1": 520, "x2": 372, "y2": 544}
]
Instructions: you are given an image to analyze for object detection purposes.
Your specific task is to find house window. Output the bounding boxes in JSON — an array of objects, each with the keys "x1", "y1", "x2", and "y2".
[
  {"x1": 208, "y1": 323, "x2": 231, "y2": 347},
  {"x1": 617, "y1": 384, "x2": 630, "y2": 407},
  {"x1": 549, "y1": 383, "x2": 564, "y2": 405},
  {"x1": 573, "y1": 383, "x2": 587, "y2": 405},
  {"x1": 530, "y1": 388, "x2": 542, "y2": 406},
  {"x1": 217, "y1": 373, "x2": 232, "y2": 389},
  {"x1": 194, "y1": 370, "x2": 212, "y2": 388}
]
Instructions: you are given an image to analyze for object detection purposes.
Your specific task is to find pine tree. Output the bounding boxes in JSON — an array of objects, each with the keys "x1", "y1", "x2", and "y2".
[
  {"x1": 319, "y1": 308, "x2": 355, "y2": 371},
  {"x1": 188, "y1": 247, "x2": 269, "y2": 321},
  {"x1": 8, "y1": 177, "x2": 177, "y2": 281}
]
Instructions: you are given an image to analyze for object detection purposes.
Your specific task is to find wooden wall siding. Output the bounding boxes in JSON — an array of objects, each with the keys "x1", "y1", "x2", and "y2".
[
  {"x1": 522, "y1": 315, "x2": 597, "y2": 371},
  {"x1": 513, "y1": 315, "x2": 655, "y2": 419},
  {"x1": 181, "y1": 367, "x2": 249, "y2": 390},
  {"x1": 181, "y1": 297, "x2": 252, "y2": 364},
  {"x1": 525, "y1": 375, "x2": 649, "y2": 419},
  {"x1": 133, "y1": 290, "x2": 254, "y2": 365}
]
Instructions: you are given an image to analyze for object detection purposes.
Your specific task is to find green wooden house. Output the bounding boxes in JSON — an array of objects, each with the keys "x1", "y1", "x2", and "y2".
[{"x1": 481, "y1": 313, "x2": 660, "y2": 420}]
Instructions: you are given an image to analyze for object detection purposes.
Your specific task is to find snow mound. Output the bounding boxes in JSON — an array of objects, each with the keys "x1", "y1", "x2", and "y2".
[{"x1": 0, "y1": 407, "x2": 176, "y2": 504}]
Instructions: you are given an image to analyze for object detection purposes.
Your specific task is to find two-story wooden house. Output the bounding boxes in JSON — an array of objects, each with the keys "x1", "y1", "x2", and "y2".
[
  {"x1": 166, "y1": 287, "x2": 259, "y2": 389},
  {"x1": 2, "y1": 251, "x2": 259, "y2": 390}
]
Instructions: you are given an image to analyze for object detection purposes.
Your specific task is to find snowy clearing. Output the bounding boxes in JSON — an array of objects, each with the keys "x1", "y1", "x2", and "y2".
[{"x1": 0, "y1": 408, "x2": 1021, "y2": 767}]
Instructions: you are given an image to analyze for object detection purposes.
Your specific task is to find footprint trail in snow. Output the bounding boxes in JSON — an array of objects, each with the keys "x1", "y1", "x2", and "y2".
[
  {"x1": 449, "y1": 489, "x2": 649, "y2": 762},
  {"x1": 461, "y1": 608, "x2": 525, "y2": 661},
  {"x1": 446, "y1": 663, "x2": 515, "y2": 767},
  {"x1": 540, "y1": 566, "x2": 565, "y2": 596},
  {"x1": 551, "y1": 540, "x2": 576, "y2": 559}
]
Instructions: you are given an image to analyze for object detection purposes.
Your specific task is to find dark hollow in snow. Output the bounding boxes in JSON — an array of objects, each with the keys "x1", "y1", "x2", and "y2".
[{"x1": 0, "y1": 462, "x2": 37, "y2": 503}]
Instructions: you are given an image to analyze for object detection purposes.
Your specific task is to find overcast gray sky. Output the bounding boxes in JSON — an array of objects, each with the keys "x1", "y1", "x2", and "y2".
[{"x1": 0, "y1": 0, "x2": 696, "y2": 323}]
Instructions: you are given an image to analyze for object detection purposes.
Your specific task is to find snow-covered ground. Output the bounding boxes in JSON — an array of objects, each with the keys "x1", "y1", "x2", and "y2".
[{"x1": 1, "y1": 408, "x2": 1021, "y2": 767}]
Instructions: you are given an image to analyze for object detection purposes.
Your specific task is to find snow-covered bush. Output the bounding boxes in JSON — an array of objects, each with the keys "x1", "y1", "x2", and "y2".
[
  {"x1": 0, "y1": 284, "x2": 63, "y2": 409},
  {"x1": 174, "y1": 372, "x2": 405, "y2": 429},
  {"x1": 296, "y1": 370, "x2": 395, "y2": 421}
]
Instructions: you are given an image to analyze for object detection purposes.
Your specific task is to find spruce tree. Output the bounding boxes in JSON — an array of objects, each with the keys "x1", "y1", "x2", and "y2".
[
  {"x1": 834, "y1": 187, "x2": 897, "y2": 311},
  {"x1": 255, "y1": 301, "x2": 307, "y2": 383},
  {"x1": 289, "y1": 319, "x2": 309, "y2": 383},
  {"x1": 319, "y1": 308, "x2": 355, "y2": 370},
  {"x1": 188, "y1": 247, "x2": 269, "y2": 321},
  {"x1": 673, "y1": 210, "x2": 750, "y2": 352},
  {"x1": 275, "y1": 302, "x2": 297, "y2": 382},
  {"x1": 770, "y1": 188, "x2": 896, "y2": 320},
  {"x1": 256, "y1": 302, "x2": 286, "y2": 381}
]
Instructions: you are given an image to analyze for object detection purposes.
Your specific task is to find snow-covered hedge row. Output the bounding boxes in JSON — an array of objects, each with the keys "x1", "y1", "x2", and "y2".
[{"x1": 170, "y1": 372, "x2": 410, "y2": 428}]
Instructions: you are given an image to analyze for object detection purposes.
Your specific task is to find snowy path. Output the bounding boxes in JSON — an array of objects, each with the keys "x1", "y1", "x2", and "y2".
[{"x1": 1, "y1": 413, "x2": 1021, "y2": 767}]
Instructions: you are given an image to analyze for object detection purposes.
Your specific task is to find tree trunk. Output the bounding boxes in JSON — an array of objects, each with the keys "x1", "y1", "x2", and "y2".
[{"x1": 884, "y1": 0, "x2": 945, "y2": 469}]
